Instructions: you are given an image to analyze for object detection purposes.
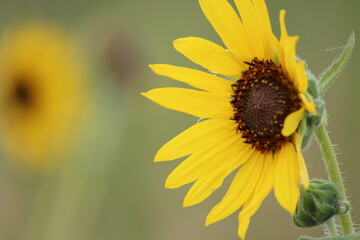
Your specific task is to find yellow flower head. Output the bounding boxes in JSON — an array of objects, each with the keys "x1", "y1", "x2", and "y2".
[
  {"x1": 143, "y1": 0, "x2": 316, "y2": 238},
  {"x1": 0, "y1": 23, "x2": 86, "y2": 169}
]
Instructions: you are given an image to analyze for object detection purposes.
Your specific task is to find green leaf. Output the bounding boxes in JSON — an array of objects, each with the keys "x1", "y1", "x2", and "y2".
[
  {"x1": 318, "y1": 32, "x2": 355, "y2": 97},
  {"x1": 298, "y1": 233, "x2": 360, "y2": 240}
]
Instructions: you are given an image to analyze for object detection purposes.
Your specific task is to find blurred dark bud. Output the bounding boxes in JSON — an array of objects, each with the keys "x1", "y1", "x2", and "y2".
[
  {"x1": 294, "y1": 179, "x2": 349, "y2": 228},
  {"x1": 104, "y1": 31, "x2": 138, "y2": 83}
]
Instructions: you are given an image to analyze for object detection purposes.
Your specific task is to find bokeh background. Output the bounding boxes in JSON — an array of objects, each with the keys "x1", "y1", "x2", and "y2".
[{"x1": 0, "y1": 0, "x2": 358, "y2": 240}]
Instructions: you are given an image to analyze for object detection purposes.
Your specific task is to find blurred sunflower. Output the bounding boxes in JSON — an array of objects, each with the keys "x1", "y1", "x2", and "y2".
[
  {"x1": 143, "y1": 0, "x2": 316, "y2": 238},
  {"x1": 0, "y1": 23, "x2": 86, "y2": 169}
]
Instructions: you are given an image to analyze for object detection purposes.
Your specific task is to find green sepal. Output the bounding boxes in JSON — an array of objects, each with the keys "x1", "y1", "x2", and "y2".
[
  {"x1": 306, "y1": 69, "x2": 319, "y2": 100},
  {"x1": 318, "y1": 32, "x2": 355, "y2": 97},
  {"x1": 298, "y1": 233, "x2": 360, "y2": 240},
  {"x1": 293, "y1": 179, "x2": 349, "y2": 228},
  {"x1": 300, "y1": 98, "x2": 325, "y2": 149}
]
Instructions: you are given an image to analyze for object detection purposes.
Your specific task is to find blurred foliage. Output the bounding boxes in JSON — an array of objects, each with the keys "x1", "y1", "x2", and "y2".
[{"x1": 0, "y1": 0, "x2": 358, "y2": 240}]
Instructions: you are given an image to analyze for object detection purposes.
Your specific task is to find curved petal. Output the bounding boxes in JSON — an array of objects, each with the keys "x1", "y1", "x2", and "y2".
[
  {"x1": 281, "y1": 108, "x2": 305, "y2": 137},
  {"x1": 238, "y1": 152, "x2": 274, "y2": 239},
  {"x1": 299, "y1": 93, "x2": 316, "y2": 114},
  {"x1": 199, "y1": 0, "x2": 253, "y2": 61},
  {"x1": 155, "y1": 118, "x2": 235, "y2": 162},
  {"x1": 165, "y1": 131, "x2": 241, "y2": 189},
  {"x1": 279, "y1": 10, "x2": 308, "y2": 94},
  {"x1": 294, "y1": 61, "x2": 308, "y2": 93},
  {"x1": 142, "y1": 88, "x2": 233, "y2": 119},
  {"x1": 294, "y1": 133, "x2": 309, "y2": 189},
  {"x1": 206, "y1": 151, "x2": 265, "y2": 226},
  {"x1": 282, "y1": 35, "x2": 299, "y2": 86},
  {"x1": 149, "y1": 64, "x2": 233, "y2": 97},
  {"x1": 183, "y1": 142, "x2": 254, "y2": 207},
  {"x1": 274, "y1": 142, "x2": 300, "y2": 214},
  {"x1": 174, "y1": 37, "x2": 243, "y2": 77}
]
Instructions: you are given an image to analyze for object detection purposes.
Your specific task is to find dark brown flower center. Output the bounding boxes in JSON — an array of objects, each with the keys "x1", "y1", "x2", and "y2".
[{"x1": 231, "y1": 57, "x2": 301, "y2": 152}]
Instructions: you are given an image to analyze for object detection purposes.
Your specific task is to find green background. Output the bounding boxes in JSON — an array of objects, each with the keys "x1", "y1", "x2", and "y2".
[{"x1": 0, "y1": 0, "x2": 358, "y2": 240}]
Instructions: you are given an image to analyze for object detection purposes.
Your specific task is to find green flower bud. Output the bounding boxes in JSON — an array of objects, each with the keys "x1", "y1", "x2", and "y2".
[{"x1": 293, "y1": 179, "x2": 349, "y2": 228}]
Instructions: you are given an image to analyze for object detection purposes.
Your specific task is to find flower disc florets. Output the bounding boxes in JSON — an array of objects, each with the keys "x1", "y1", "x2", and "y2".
[{"x1": 231, "y1": 57, "x2": 301, "y2": 152}]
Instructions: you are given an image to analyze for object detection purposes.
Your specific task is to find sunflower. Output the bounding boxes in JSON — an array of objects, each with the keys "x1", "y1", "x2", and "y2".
[
  {"x1": 143, "y1": 0, "x2": 316, "y2": 238},
  {"x1": 0, "y1": 24, "x2": 86, "y2": 169}
]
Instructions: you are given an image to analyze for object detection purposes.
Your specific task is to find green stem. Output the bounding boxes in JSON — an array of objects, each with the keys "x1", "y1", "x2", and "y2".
[
  {"x1": 325, "y1": 218, "x2": 338, "y2": 237},
  {"x1": 315, "y1": 113, "x2": 354, "y2": 235}
]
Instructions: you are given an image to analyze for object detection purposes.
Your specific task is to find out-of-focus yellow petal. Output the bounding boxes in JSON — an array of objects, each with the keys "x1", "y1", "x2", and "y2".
[
  {"x1": 238, "y1": 152, "x2": 274, "y2": 239},
  {"x1": 206, "y1": 151, "x2": 264, "y2": 226},
  {"x1": 183, "y1": 143, "x2": 254, "y2": 207},
  {"x1": 299, "y1": 93, "x2": 316, "y2": 114},
  {"x1": 274, "y1": 142, "x2": 300, "y2": 214},
  {"x1": 199, "y1": 0, "x2": 253, "y2": 61},
  {"x1": 294, "y1": 133, "x2": 309, "y2": 189},
  {"x1": 150, "y1": 64, "x2": 233, "y2": 97},
  {"x1": 142, "y1": 88, "x2": 233, "y2": 119},
  {"x1": 174, "y1": 37, "x2": 243, "y2": 77},
  {"x1": 281, "y1": 108, "x2": 305, "y2": 137},
  {"x1": 165, "y1": 131, "x2": 241, "y2": 189}
]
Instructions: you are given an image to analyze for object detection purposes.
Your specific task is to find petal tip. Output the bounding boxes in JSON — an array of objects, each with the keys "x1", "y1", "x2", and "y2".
[
  {"x1": 205, "y1": 213, "x2": 215, "y2": 226},
  {"x1": 183, "y1": 199, "x2": 192, "y2": 208},
  {"x1": 164, "y1": 180, "x2": 175, "y2": 189},
  {"x1": 173, "y1": 38, "x2": 184, "y2": 49}
]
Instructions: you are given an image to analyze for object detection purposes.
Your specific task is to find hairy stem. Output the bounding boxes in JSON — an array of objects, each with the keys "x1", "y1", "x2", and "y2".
[
  {"x1": 325, "y1": 218, "x2": 338, "y2": 237},
  {"x1": 315, "y1": 113, "x2": 354, "y2": 235}
]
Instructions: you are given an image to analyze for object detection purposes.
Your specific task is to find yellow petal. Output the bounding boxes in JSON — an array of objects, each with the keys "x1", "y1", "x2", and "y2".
[
  {"x1": 238, "y1": 201, "x2": 261, "y2": 240},
  {"x1": 281, "y1": 108, "x2": 305, "y2": 137},
  {"x1": 279, "y1": 10, "x2": 289, "y2": 46},
  {"x1": 238, "y1": 152, "x2": 274, "y2": 239},
  {"x1": 142, "y1": 88, "x2": 233, "y2": 119},
  {"x1": 252, "y1": 0, "x2": 272, "y2": 33},
  {"x1": 149, "y1": 64, "x2": 233, "y2": 97},
  {"x1": 234, "y1": 0, "x2": 273, "y2": 59},
  {"x1": 165, "y1": 131, "x2": 241, "y2": 189},
  {"x1": 299, "y1": 93, "x2": 316, "y2": 115},
  {"x1": 173, "y1": 37, "x2": 243, "y2": 77},
  {"x1": 283, "y1": 36, "x2": 299, "y2": 84},
  {"x1": 294, "y1": 61, "x2": 308, "y2": 93},
  {"x1": 206, "y1": 151, "x2": 265, "y2": 226},
  {"x1": 155, "y1": 119, "x2": 235, "y2": 162},
  {"x1": 183, "y1": 143, "x2": 254, "y2": 207},
  {"x1": 274, "y1": 142, "x2": 300, "y2": 214},
  {"x1": 279, "y1": 10, "x2": 309, "y2": 95},
  {"x1": 199, "y1": 0, "x2": 253, "y2": 61},
  {"x1": 294, "y1": 133, "x2": 309, "y2": 189}
]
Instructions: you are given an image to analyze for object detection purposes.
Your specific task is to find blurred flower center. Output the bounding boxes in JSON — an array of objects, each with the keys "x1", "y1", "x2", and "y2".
[
  {"x1": 231, "y1": 57, "x2": 301, "y2": 152},
  {"x1": 11, "y1": 75, "x2": 35, "y2": 109}
]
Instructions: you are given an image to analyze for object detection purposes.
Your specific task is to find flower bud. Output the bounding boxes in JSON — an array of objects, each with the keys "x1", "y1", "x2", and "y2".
[{"x1": 293, "y1": 179, "x2": 349, "y2": 228}]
